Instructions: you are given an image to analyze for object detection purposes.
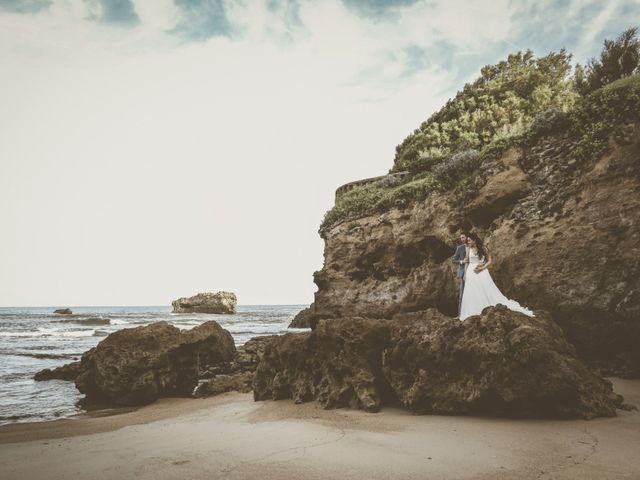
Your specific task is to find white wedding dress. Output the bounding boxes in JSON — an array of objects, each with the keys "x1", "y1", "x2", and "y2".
[{"x1": 459, "y1": 248, "x2": 534, "y2": 320}]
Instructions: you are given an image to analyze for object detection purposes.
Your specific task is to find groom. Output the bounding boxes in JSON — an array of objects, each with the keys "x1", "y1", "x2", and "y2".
[{"x1": 452, "y1": 232, "x2": 468, "y2": 317}]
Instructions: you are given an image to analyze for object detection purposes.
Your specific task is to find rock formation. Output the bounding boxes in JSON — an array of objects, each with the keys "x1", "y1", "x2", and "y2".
[
  {"x1": 253, "y1": 306, "x2": 622, "y2": 419},
  {"x1": 34, "y1": 361, "x2": 81, "y2": 381},
  {"x1": 287, "y1": 304, "x2": 315, "y2": 329},
  {"x1": 33, "y1": 325, "x2": 278, "y2": 403},
  {"x1": 194, "y1": 335, "x2": 277, "y2": 397},
  {"x1": 171, "y1": 291, "x2": 237, "y2": 314},
  {"x1": 314, "y1": 129, "x2": 640, "y2": 376},
  {"x1": 71, "y1": 321, "x2": 236, "y2": 405},
  {"x1": 53, "y1": 308, "x2": 72, "y2": 315}
]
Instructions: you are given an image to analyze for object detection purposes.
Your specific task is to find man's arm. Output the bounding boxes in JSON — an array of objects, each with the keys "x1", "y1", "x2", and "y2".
[{"x1": 452, "y1": 245, "x2": 464, "y2": 266}]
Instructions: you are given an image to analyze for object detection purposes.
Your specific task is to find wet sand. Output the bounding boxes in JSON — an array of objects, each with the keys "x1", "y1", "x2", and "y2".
[{"x1": 1, "y1": 378, "x2": 639, "y2": 479}]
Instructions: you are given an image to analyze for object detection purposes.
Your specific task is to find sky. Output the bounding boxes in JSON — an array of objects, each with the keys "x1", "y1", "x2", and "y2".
[{"x1": 1, "y1": 0, "x2": 639, "y2": 307}]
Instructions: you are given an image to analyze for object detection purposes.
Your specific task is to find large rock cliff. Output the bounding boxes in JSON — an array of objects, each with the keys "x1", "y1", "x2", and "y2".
[{"x1": 313, "y1": 126, "x2": 640, "y2": 376}]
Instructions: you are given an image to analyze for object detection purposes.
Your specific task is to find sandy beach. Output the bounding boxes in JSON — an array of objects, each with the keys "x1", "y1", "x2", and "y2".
[{"x1": 0, "y1": 378, "x2": 638, "y2": 480}]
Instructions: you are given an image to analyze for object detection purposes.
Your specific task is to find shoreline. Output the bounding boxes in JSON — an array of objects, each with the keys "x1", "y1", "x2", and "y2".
[{"x1": 0, "y1": 378, "x2": 639, "y2": 479}]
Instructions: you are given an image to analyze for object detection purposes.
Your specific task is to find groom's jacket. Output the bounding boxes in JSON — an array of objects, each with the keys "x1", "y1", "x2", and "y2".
[{"x1": 452, "y1": 244, "x2": 466, "y2": 279}]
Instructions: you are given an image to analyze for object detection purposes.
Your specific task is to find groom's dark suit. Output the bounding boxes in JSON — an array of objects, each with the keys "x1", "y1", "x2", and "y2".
[{"x1": 452, "y1": 243, "x2": 467, "y2": 316}]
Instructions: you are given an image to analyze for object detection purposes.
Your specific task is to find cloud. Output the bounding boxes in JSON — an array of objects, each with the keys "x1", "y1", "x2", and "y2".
[
  {"x1": 0, "y1": 0, "x2": 51, "y2": 14},
  {"x1": 86, "y1": 0, "x2": 140, "y2": 27},
  {"x1": 170, "y1": 0, "x2": 234, "y2": 41},
  {"x1": 342, "y1": 0, "x2": 418, "y2": 19}
]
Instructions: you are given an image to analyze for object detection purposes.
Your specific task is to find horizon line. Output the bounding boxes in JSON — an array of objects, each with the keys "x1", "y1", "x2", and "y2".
[{"x1": 0, "y1": 303, "x2": 311, "y2": 308}]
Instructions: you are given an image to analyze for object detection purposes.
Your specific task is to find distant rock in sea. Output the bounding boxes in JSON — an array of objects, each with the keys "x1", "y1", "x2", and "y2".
[
  {"x1": 172, "y1": 291, "x2": 237, "y2": 314},
  {"x1": 53, "y1": 308, "x2": 72, "y2": 315}
]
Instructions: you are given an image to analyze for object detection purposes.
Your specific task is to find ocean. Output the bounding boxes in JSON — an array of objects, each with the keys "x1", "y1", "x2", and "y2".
[{"x1": 0, "y1": 304, "x2": 308, "y2": 426}]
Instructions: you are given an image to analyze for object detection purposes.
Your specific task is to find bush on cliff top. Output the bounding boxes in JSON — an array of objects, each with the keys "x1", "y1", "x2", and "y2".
[
  {"x1": 321, "y1": 174, "x2": 440, "y2": 229},
  {"x1": 575, "y1": 27, "x2": 640, "y2": 95},
  {"x1": 320, "y1": 28, "x2": 640, "y2": 230},
  {"x1": 391, "y1": 49, "x2": 577, "y2": 173},
  {"x1": 570, "y1": 74, "x2": 640, "y2": 160}
]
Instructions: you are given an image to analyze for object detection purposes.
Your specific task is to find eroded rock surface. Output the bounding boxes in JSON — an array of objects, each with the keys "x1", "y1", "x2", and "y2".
[
  {"x1": 194, "y1": 335, "x2": 277, "y2": 397},
  {"x1": 254, "y1": 318, "x2": 393, "y2": 412},
  {"x1": 171, "y1": 291, "x2": 237, "y2": 314},
  {"x1": 34, "y1": 361, "x2": 81, "y2": 381},
  {"x1": 73, "y1": 321, "x2": 236, "y2": 405},
  {"x1": 254, "y1": 306, "x2": 621, "y2": 419},
  {"x1": 287, "y1": 304, "x2": 315, "y2": 329},
  {"x1": 314, "y1": 130, "x2": 640, "y2": 375}
]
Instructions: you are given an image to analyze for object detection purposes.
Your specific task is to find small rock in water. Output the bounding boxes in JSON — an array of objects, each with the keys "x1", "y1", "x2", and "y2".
[
  {"x1": 171, "y1": 291, "x2": 237, "y2": 314},
  {"x1": 53, "y1": 308, "x2": 72, "y2": 315}
]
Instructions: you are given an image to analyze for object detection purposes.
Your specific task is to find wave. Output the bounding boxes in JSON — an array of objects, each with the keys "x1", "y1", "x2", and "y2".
[
  {"x1": 0, "y1": 328, "x2": 96, "y2": 338},
  {"x1": 54, "y1": 316, "x2": 111, "y2": 326},
  {"x1": 5, "y1": 352, "x2": 80, "y2": 360}
]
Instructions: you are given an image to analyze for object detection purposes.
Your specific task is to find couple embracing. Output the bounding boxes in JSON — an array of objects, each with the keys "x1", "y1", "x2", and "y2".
[{"x1": 452, "y1": 232, "x2": 534, "y2": 321}]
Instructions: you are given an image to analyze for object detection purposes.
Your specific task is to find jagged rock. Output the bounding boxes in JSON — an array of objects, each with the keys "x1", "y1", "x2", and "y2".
[
  {"x1": 288, "y1": 304, "x2": 315, "y2": 328},
  {"x1": 53, "y1": 308, "x2": 72, "y2": 315},
  {"x1": 73, "y1": 321, "x2": 236, "y2": 405},
  {"x1": 385, "y1": 307, "x2": 620, "y2": 418},
  {"x1": 254, "y1": 318, "x2": 396, "y2": 413},
  {"x1": 194, "y1": 372, "x2": 255, "y2": 397},
  {"x1": 34, "y1": 361, "x2": 81, "y2": 381},
  {"x1": 194, "y1": 335, "x2": 277, "y2": 397},
  {"x1": 253, "y1": 306, "x2": 621, "y2": 419},
  {"x1": 171, "y1": 291, "x2": 237, "y2": 314},
  {"x1": 314, "y1": 129, "x2": 640, "y2": 376}
]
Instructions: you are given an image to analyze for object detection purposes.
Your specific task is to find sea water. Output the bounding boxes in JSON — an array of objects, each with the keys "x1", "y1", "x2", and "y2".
[{"x1": 0, "y1": 305, "x2": 308, "y2": 425}]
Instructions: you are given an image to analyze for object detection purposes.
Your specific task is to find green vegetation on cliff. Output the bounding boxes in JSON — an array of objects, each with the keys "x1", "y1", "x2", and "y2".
[
  {"x1": 321, "y1": 28, "x2": 640, "y2": 231},
  {"x1": 391, "y1": 49, "x2": 577, "y2": 173}
]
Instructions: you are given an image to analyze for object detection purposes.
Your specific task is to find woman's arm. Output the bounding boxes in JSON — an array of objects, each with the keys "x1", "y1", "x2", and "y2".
[{"x1": 474, "y1": 251, "x2": 492, "y2": 272}]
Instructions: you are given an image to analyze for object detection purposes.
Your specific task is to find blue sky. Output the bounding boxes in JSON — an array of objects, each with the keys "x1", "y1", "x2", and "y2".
[{"x1": 1, "y1": 0, "x2": 639, "y2": 306}]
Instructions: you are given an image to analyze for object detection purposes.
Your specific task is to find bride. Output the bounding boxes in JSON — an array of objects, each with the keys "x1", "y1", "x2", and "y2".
[{"x1": 459, "y1": 233, "x2": 534, "y2": 320}]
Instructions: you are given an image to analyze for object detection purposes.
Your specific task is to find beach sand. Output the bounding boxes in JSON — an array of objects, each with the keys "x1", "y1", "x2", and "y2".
[{"x1": 1, "y1": 378, "x2": 639, "y2": 480}]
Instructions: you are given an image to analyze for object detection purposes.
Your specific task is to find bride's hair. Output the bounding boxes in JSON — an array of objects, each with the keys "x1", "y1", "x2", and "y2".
[{"x1": 468, "y1": 233, "x2": 488, "y2": 262}]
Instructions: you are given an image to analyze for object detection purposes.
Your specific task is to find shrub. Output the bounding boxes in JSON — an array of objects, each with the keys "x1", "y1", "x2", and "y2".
[
  {"x1": 402, "y1": 147, "x2": 449, "y2": 175},
  {"x1": 391, "y1": 49, "x2": 576, "y2": 173},
  {"x1": 575, "y1": 27, "x2": 640, "y2": 95},
  {"x1": 569, "y1": 74, "x2": 640, "y2": 160},
  {"x1": 321, "y1": 174, "x2": 440, "y2": 229},
  {"x1": 432, "y1": 150, "x2": 480, "y2": 188},
  {"x1": 528, "y1": 108, "x2": 570, "y2": 138},
  {"x1": 321, "y1": 183, "x2": 386, "y2": 229}
]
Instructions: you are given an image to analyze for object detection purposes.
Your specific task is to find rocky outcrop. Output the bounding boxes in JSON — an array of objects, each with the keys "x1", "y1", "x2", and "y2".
[
  {"x1": 253, "y1": 306, "x2": 622, "y2": 419},
  {"x1": 72, "y1": 321, "x2": 236, "y2": 405},
  {"x1": 33, "y1": 327, "x2": 277, "y2": 402},
  {"x1": 288, "y1": 304, "x2": 315, "y2": 329},
  {"x1": 254, "y1": 318, "x2": 392, "y2": 412},
  {"x1": 53, "y1": 308, "x2": 72, "y2": 315},
  {"x1": 194, "y1": 335, "x2": 277, "y2": 397},
  {"x1": 314, "y1": 128, "x2": 640, "y2": 376},
  {"x1": 172, "y1": 291, "x2": 237, "y2": 314},
  {"x1": 34, "y1": 361, "x2": 81, "y2": 381}
]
